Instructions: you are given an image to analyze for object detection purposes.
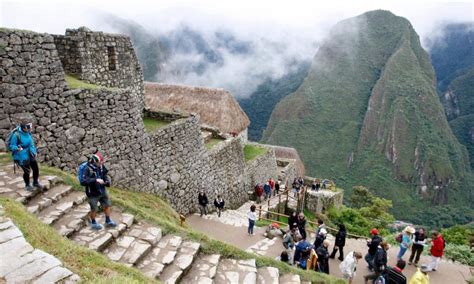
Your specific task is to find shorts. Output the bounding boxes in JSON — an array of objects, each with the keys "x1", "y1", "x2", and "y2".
[{"x1": 88, "y1": 192, "x2": 111, "y2": 211}]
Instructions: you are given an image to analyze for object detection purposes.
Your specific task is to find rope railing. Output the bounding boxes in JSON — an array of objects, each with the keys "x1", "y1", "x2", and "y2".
[{"x1": 257, "y1": 207, "x2": 370, "y2": 240}]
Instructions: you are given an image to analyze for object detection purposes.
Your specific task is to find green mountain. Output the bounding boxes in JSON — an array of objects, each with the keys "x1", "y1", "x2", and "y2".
[
  {"x1": 239, "y1": 61, "x2": 311, "y2": 141},
  {"x1": 262, "y1": 10, "x2": 472, "y2": 224},
  {"x1": 427, "y1": 23, "x2": 474, "y2": 169}
]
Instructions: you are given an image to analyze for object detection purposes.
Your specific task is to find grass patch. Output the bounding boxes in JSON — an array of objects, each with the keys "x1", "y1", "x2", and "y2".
[
  {"x1": 0, "y1": 153, "x2": 342, "y2": 283},
  {"x1": 206, "y1": 138, "x2": 224, "y2": 149},
  {"x1": 0, "y1": 198, "x2": 156, "y2": 284},
  {"x1": 143, "y1": 117, "x2": 171, "y2": 133},
  {"x1": 244, "y1": 144, "x2": 269, "y2": 162},
  {"x1": 65, "y1": 75, "x2": 114, "y2": 90}
]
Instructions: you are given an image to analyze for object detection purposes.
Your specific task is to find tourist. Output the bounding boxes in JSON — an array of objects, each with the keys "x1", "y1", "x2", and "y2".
[
  {"x1": 213, "y1": 195, "x2": 225, "y2": 217},
  {"x1": 83, "y1": 152, "x2": 117, "y2": 230},
  {"x1": 198, "y1": 191, "x2": 209, "y2": 217},
  {"x1": 255, "y1": 183, "x2": 264, "y2": 204},
  {"x1": 8, "y1": 121, "x2": 44, "y2": 191},
  {"x1": 398, "y1": 226, "x2": 415, "y2": 261},
  {"x1": 314, "y1": 227, "x2": 327, "y2": 249},
  {"x1": 298, "y1": 176, "x2": 304, "y2": 187},
  {"x1": 263, "y1": 182, "x2": 271, "y2": 200},
  {"x1": 408, "y1": 227, "x2": 427, "y2": 266},
  {"x1": 364, "y1": 241, "x2": 389, "y2": 284},
  {"x1": 311, "y1": 179, "x2": 317, "y2": 191},
  {"x1": 409, "y1": 266, "x2": 429, "y2": 284},
  {"x1": 275, "y1": 180, "x2": 281, "y2": 195},
  {"x1": 293, "y1": 236, "x2": 312, "y2": 267},
  {"x1": 292, "y1": 178, "x2": 299, "y2": 197},
  {"x1": 315, "y1": 178, "x2": 321, "y2": 191},
  {"x1": 297, "y1": 212, "x2": 307, "y2": 240},
  {"x1": 288, "y1": 211, "x2": 298, "y2": 231},
  {"x1": 277, "y1": 251, "x2": 290, "y2": 264},
  {"x1": 316, "y1": 218, "x2": 326, "y2": 235},
  {"x1": 386, "y1": 259, "x2": 407, "y2": 284},
  {"x1": 268, "y1": 178, "x2": 275, "y2": 196},
  {"x1": 316, "y1": 239, "x2": 330, "y2": 274},
  {"x1": 339, "y1": 251, "x2": 363, "y2": 284},
  {"x1": 365, "y1": 228, "x2": 383, "y2": 271},
  {"x1": 330, "y1": 223, "x2": 347, "y2": 260},
  {"x1": 282, "y1": 228, "x2": 296, "y2": 249},
  {"x1": 423, "y1": 230, "x2": 445, "y2": 272},
  {"x1": 247, "y1": 204, "x2": 257, "y2": 236}
]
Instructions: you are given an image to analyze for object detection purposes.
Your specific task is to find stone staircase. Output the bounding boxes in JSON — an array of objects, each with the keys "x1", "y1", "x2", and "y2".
[{"x1": 0, "y1": 163, "x2": 306, "y2": 284}]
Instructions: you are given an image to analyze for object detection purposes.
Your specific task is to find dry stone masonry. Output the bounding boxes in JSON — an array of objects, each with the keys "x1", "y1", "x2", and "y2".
[
  {"x1": 0, "y1": 158, "x2": 306, "y2": 284},
  {"x1": 0, "y1": 26, "x2": 306, "y2": 215}
]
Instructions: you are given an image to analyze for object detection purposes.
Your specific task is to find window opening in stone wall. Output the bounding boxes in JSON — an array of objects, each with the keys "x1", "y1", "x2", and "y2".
[{"x1": 107, "y1": 46, "x2": 117, "y2": 71}]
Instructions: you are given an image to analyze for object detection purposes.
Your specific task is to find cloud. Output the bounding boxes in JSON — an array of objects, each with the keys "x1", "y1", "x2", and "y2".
[{"x1": 1, "y1": 0, "x2": 472, "y2": 97}]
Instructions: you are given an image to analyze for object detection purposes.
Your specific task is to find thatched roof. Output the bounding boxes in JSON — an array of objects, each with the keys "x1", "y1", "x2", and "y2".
[
  {"x1": 270, "y1": 145, "x2": 305, "y2": 176},
  {"x1": 145, "y1": 83, "x2": 250, "y2": 134}
]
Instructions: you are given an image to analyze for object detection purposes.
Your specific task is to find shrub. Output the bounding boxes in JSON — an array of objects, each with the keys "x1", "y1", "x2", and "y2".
[
  {"x1": 444, "y1": 243, "x2": 474, "y2": 266},
  {"x1": 441, "y1": 224, "x2": 474, "y2": 246}
]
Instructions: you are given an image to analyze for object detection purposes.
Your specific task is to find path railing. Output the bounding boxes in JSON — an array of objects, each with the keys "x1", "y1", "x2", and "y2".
[{"x1": 256, "y1": 206, "x2": 370, "y2": 240}]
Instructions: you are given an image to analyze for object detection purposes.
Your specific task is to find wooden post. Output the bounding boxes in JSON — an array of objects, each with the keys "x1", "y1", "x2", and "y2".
[
  {"x1": 259, "y1": 205, "x2": 262, "y2": 220},
  {"x1": 286, "y1": 189, "x2": 289, "y2": 211},
  {"x1": 277, "y1": 194, "x2": 282, "y2": 221}
]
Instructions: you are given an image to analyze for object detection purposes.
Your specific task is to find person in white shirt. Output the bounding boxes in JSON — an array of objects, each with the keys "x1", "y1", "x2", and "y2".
[
  {"x1": 339, "y1": 251, "x2": 362, "y2": 284},
  {"x1": 247, "y1": 204, "x2": 257, "y2": 235}
]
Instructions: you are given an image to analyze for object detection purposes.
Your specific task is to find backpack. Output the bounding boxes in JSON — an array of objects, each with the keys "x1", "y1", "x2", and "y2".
[
  {"x1": 395, "y1": 233, "x2": 403, "y2": 243},
  {"x1": 77, "y1": 161, "x2": 89, "y2": 186},
  {"x1": 5, "y1": 128, "x2": 21, "y2": 153},
  {"x1": 374, "y1": 275, "x2": 386, "y2": 284}
]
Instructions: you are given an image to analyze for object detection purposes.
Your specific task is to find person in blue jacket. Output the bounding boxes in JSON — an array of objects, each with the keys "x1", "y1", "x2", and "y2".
[
  {"x1": 84, "y1": 152, "x2": 117, "y2": 230},
  {"x1": 9, "y1": 122, "x2": 44, "y2": 191}
]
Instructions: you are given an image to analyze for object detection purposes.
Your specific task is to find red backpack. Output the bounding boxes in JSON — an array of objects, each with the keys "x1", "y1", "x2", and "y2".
[{"x1": 395, "y1": 233, "x2": 403, "y2": 243}]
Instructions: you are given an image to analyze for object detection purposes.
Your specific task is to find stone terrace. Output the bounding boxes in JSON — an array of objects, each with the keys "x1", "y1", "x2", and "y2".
[{"x1": 0, "y1": 162, "x2": 308, "y2": 284}]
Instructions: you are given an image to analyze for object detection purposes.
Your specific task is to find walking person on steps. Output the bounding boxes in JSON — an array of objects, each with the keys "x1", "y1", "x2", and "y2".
[
  {"x1": 330, "y1": 223, "x2": 347, "y2": 261},
  {"x1": 83, "y1": 152, "x2": 117, "y2": 230},
  {"x1": 8, "y1": 121, "x2": 44, "y2": 191},
  {"x1": 213, "y1": 195, "x2": 225, "y2": 217},
  {"x1": 247, "y1": 204, "x2": 257, "y2": 236},
  {"x1": 198, "y1": 191, "x2": 209, "y2": 217}
]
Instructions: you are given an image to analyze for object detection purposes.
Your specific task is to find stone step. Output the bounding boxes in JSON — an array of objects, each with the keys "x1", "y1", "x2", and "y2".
[
  {"x1": 103, "y1": 222, "x2": 161, "y2": 267},
  {"x1": 26, "y1": 184, "x2": 73, "y2": 214},
  {"x1": 279, "y1": 274, "x2": 301, "y2": 284},
  {"x1": 137, "y1": 234, "x2": 183, "y2": 279},
  {"x1": 37, "y1": 191, "x2": 86, "y2": 225},
  {"x1": 0, "y1": 175, "x2": 58, "y2": 205},
  {"x1": 53, "y1": 202, "x2": 91, "y2": 237},
  {"x1": 71, "y1": 210, "x2": 133, "y2": 252},
  {"x1": 181, "y1": 253, "x2": 220, "y2": 283},
  {"x1": 257, "y1": 267, "x2": 279, "y2": 284},
  {"x1": 159, "y1": 240, "x2": 200, "y2": 284},
  {"x1": 215, "y1": 259, "x2": 257, "y2": 284}
]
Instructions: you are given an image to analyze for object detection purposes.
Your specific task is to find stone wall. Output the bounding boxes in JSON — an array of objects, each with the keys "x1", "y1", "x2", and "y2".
[
  {"x1": 245, "y1": 144, "x2": 278, "y2": 188},
  {"x1": 144, "y1": 109, "x2": 187, "y2": 122},
  {"x1": 0, "y1": 28, "x2": 285, "y2": 215},
  {"x1": 276, "y1": 159, "x2": 298, "y2": 185},
  {"x1": 305, "y1": 190, "x2": 343, "y2": 214}
]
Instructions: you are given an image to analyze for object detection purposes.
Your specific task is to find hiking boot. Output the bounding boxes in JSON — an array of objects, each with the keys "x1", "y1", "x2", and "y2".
[
  {"x1": 90, "y1": 223, "x2": 103, "y2": 230},
  {"x1": 25, "y1": 185, "x2": 34, "y2": 191},
  {"x1": 33, "y1": 182, "x2": 45, "y2": 191},
  {"x1": 105, "y1": 220, "x2": 117, "y2": 228}
]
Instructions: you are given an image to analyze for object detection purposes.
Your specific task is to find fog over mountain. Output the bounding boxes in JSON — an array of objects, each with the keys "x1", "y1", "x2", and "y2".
[{"x1": 2, "y1": 1, "x2": 472, "y2": 97}]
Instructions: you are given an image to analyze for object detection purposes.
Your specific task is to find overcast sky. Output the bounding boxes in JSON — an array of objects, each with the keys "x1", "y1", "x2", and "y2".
[
  {"x1": 1, "y1": 0, "x2": 472, "y2": 96},
  {"x1": 1, "y1": 0, "x2": 472, "y2": 43}
]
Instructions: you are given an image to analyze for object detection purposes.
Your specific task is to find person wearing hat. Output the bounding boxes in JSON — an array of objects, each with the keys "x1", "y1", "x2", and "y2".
[
  {"x1": 398, "y1": 226, "x2": 415, "y2": 261},
  {"x1": 84, "y1": 152, "x2": 117, "y2": 230},
  {"x1": 365, "y1": 228, "x2": 383, "y2": 271},
  {"x1": 8, "y1": 121, "x2": 44, "y2": 191}
]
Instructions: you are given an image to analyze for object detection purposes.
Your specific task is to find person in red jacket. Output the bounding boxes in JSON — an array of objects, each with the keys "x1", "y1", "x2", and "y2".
[
  {"x1": 268, "y1": 178, "x2": 275, "y2": 196},
  {"x1": 424, "y1": 230, "x2": 445, "y2": 272}
]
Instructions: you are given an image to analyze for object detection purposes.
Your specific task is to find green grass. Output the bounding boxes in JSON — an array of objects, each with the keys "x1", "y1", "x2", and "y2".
[
  {"x1": 0, "y1": 198, "x2": 155, "y2": 284},
  {"x1": 0, "y1": 154, "x2": 343, "y2": 283},
  {"x1": 244, "y1": 144, "x2": 269, "y2": 162},
  {"x1": 65, "y1": 75, "x2": 114, "y2": 90},
  {"x1": 143, "y1": 117, "x2": 171, "y2": 133},
  {"x1": 205, "y1": 138, "x2": 224, "y2": 149}
]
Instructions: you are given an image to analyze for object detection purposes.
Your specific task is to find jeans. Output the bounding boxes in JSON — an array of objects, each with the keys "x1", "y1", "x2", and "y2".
[
  {"x1": 216, "y1": 207, "x2": 223, "y2": 217},
  {"x1": 199, "y1": 205, "x2": 208, "y2": 216},
  {"x1": 365, "y1": 253, "x2": 375, "y2": 270},
  {"x1": 248, "y1": 219, "x2": 255, "y2": 235},
  {"x1": 409, "y1": 245, "x2": 424, "y2": 264},
  {"x1": 397, "y1": 245, "x2": 408, "y2": 260}
]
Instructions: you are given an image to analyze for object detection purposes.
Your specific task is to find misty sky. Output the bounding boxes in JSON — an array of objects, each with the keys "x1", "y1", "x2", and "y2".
[{"x1": 1, "y1": 0, "x2": 472, "y2": 97}]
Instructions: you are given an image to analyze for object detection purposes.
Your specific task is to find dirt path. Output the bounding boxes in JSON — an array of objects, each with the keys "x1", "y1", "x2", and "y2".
[{"x1": 187, "y1": 215, "x2": 472, "y2": 284}]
